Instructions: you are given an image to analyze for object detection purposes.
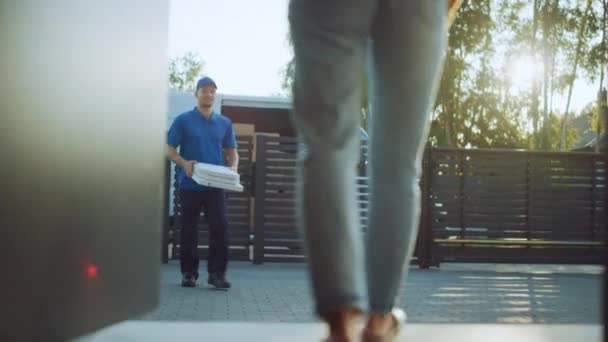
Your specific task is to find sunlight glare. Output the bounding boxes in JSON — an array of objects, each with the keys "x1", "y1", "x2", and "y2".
[{"x1": 507, "y1": 54, "x2": 541, "y2": 94}]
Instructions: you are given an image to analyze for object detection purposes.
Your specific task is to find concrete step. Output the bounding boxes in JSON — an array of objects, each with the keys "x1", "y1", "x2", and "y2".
[{"x1": 77, "y1": 321, "x2": 602, "y2": 342}]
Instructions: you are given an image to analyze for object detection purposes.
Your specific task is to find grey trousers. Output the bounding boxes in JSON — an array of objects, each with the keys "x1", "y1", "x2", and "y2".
[{"x1": 288, "y1": 0, "x2": 447, "y2": 315}]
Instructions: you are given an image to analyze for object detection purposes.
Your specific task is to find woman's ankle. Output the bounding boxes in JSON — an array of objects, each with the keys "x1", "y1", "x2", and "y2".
[
  {"x1": 322, "y1": 307, "x2": 362, "y2": 338},
  {"x1": 364, "y1": 313, "x2": 395, "y2": 334}
]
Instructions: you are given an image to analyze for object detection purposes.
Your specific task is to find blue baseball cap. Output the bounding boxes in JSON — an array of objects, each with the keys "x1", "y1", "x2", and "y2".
[{"x1": 196, "y1": 76, "x2": 217, "y2": 90}]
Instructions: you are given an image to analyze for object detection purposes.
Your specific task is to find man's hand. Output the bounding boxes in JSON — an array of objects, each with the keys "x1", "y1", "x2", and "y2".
[
  {"x1": 167, "y1": 146, "x2": 196, "y2": 177},
  {"x1": 182, "y1": 160, "x2": 197, "y2": 178},
  {"x1": 225, "y1": 148, "x2": 239, "y2": 173}
]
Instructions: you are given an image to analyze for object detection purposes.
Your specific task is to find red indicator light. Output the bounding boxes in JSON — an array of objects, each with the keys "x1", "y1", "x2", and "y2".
[{"x1": 85, "y1": 264, "x2": 99, "y2": 279}]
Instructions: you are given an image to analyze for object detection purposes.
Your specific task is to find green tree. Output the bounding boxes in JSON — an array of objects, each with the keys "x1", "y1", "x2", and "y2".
[
  {"x1": 432, "y1": 0, "x2": 524, "y2": 148},
  {"x1": 169, "y1": 52, "x2": 204, "y2": 91},
  {"x1": 281, "y1": 0, "x2": 606, "y2": 151},
  {"x1": 559, "y1": 0, "x2": 593, "y2": 150},
  {"x1": 546, "y1": 112, "x2": 580, "y2": 150},
  {"x1": 486, "y1": 0, "x2": 602, "y2": 150}
]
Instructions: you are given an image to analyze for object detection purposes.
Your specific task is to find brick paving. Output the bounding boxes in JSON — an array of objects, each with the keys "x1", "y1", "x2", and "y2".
[{"x1": 138, "y1": 261, "x2": 602, "y2": 324}]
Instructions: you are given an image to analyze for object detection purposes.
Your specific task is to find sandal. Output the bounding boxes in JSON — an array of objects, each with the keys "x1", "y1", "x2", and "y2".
[{"x1": 361, "y1": 308, "x2": 407, "y2": 342}]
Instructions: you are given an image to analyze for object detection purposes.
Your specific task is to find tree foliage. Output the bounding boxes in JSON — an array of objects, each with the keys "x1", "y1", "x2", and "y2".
[
  {"x1": 281, "y1": 0, "x2": 605, "y2": 150},
  {"x1": 169, "y1": 52, "x2": 204, "y2": 91}
]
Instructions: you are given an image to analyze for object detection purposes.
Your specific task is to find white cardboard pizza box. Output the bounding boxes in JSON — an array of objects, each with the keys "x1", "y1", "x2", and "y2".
[{"x1": 192, "y1": 163, "x2": 244, "y2": 192}]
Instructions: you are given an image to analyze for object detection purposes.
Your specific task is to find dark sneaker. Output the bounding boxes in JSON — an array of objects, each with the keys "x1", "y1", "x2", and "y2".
[
  {"x1": 207, "y1": 273, "x2": 231, "y2": 289},
  {"x1": 181, "y1": 274, "x2": 196, "y2": 288}
]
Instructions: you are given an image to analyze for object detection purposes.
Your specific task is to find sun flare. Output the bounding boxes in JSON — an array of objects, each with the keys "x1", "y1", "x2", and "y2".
[{"x1": 507, "y1": 54, "x2": 542, "y2": 94}]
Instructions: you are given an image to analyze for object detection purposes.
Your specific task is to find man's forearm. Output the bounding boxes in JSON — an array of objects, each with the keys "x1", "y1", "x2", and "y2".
[
  {"x1": 227, "y1": 150, "x2": 239, "y2": 170},
  {"x1": 167, "y1": 146, "x2": 187, "y2": 167}
]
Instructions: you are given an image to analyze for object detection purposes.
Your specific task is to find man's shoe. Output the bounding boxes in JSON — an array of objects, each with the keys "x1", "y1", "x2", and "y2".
[
  {"x1": 181, "y1": 274, "x2": 196, "y2": 288},
  {"x1": 207, "y1": 273, "x2": 231, "y2": 289}
]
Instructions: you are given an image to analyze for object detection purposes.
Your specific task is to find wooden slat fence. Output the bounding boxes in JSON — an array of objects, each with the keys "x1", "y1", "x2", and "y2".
[
  {"x1": 428, "y1": 149, "x2": 606, "y2": 264},
  {"x1": 167, "y1": 135, "x2": 606, "y2": 266}
]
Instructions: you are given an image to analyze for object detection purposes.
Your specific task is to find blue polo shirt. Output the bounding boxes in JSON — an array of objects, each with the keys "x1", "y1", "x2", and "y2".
[{"x1": 168, "y1": 107, "x2": 237, "y2": 191}]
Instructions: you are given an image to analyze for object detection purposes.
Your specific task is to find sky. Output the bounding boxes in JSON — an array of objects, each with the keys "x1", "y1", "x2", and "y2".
[
  {"x1": 168, "y1": 0, "x2": 291, "y2": 97},
  {"x1": 168, "y1": 0, "x2": 599, "y2": 113}
]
